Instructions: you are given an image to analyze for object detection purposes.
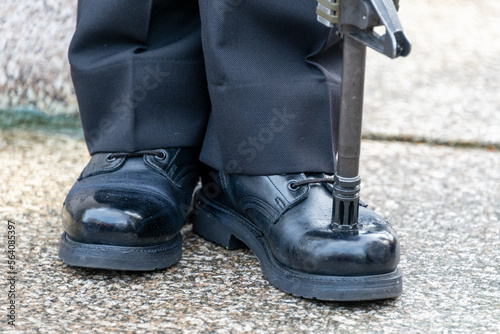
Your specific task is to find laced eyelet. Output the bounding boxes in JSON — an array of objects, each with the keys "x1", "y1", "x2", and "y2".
[
  {"x1": 154, "y1": 150, "x2": 167, "y2": 161},
  {"x1": 288, "y1": 181, "x2": 299, "y2": 191},
  {"x1": 106, "y1": 154, "x2": 117, "y2": 162}
]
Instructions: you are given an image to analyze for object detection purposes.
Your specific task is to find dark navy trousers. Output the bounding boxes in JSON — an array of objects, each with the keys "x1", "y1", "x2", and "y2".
[{"x1": 69, "y1": 0, "x2": 343, "y2": 175}]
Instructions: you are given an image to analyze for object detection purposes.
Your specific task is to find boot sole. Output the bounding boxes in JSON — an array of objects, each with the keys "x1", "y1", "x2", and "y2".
[
  {"x1": 188, "y1": 192, "x2": 403, "y2": 301},
  {"x1": 58, "y1": 233, "x2": 182, "y2": 271}
]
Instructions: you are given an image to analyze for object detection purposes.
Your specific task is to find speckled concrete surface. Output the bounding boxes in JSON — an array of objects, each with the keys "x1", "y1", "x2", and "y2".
[
  {"x1": 1, "y1": 0, "x2": 500, "y2": 146},
  {"x1": 1, "y1": 129, "x2": 498, "y2": 333}
]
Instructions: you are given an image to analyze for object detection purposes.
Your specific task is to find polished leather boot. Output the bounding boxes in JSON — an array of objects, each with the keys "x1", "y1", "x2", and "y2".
[
  {"x1": 59, "y1": 148, "x2": 199, "y2": 271},
  {"x1": 187, "y1": 167, "x2": 402, "y2": 301}
]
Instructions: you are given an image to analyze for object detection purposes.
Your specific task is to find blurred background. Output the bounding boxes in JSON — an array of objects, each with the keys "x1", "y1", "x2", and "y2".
[{"x1": 1, "y1": 0, "x2": 499, "y2": 146}]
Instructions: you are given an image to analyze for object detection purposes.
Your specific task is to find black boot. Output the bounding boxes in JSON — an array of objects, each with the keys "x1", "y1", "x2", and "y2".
[
  {"x1": 188, "y1": 167, "x2": 402, "y2": 301},
  {"x1": 59, "y1": 148, "x2": 199, "y2": 271}
]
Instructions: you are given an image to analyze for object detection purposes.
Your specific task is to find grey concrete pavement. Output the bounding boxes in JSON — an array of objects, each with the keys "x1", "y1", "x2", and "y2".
[
  {"x1": 364, "y1": 0, "x2": 500, "y2": 146},
  {"x1": 0, "y1": 129, "x2": 498, "y2": 333}
]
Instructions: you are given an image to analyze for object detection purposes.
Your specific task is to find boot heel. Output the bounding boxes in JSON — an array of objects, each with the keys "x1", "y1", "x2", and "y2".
[{"x1": 188, "y1": 207, "x2": 246, "y2": 250}]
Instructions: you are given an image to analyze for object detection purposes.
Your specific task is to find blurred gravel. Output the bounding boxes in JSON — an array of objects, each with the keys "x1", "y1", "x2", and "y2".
[
  {"x1": 1, "y1": 129, "x2": 498, "y2": 333},
  {"x1": 0, "y1": 0, "x2": 77, "y2": 114}
]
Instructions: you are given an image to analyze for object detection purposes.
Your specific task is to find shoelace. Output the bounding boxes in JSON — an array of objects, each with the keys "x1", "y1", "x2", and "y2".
[
  {"x1": 107, "y1": 149, "x2": 166, "y2": 161},
  {"x1": 290, "y1": 177, "x2": 367, "y2": 207},
  {"x1": 289, "y1": 177, "x2": 334, "y2": 190}
]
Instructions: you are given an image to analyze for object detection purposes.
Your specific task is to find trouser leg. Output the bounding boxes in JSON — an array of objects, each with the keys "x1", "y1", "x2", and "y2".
[
  {"x1": 69, "y1": 0, "x2": 211, "y2": 154},
  {"x1": 198, "y1": 0, "x2": 343, "y2": 175}
]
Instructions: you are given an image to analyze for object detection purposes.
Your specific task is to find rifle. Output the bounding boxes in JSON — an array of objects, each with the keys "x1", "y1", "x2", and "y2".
[{"x1": 316, "y1": 0, "x2": 411, "y2": 230}]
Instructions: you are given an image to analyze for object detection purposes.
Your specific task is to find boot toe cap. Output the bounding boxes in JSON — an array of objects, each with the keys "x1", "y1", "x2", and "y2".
[
  {"x1": 275, "y1": 207, "x2": 400, "y2": 276},
  {"x1": 62, "y1": 186, "x2": 183, "y2": 247}
]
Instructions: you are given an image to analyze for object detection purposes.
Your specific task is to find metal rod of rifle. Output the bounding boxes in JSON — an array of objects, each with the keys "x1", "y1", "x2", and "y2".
[
  {"x1": 337, "y1": 32, "x2": 366, "y2": 177},
  {"x1": 332, "y1": 30, "x2": 367, "y2": 229}
]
